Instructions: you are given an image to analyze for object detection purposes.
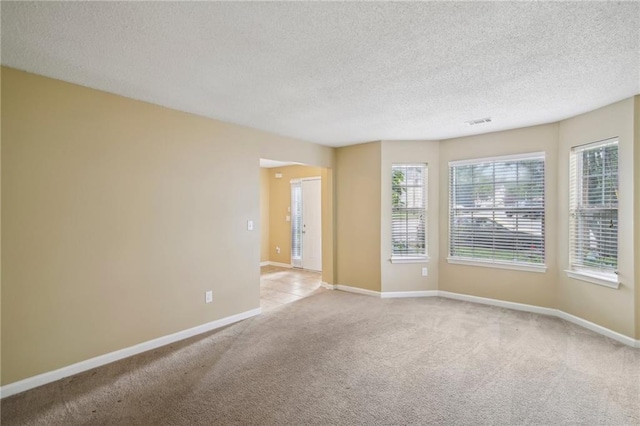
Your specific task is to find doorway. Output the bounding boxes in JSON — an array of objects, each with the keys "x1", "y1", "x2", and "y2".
[{"x1": 291, "y1": 177, "x2": 322, "y2": 271}]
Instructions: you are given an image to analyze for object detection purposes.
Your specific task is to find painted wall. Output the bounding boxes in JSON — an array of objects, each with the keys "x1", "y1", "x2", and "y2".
[
  {"x1": 267, "y1": 164, "x2": 323, "y2": 265},
  {"x1": 557, "y1": 98, "x2": 636, "y2": 338},
  {"x1": 380, "y1": 140, "x2": 440, "y2": 293},
  {"x1": 335, "y1": 142, "x2": 381, "y2": 292},
  {"x1": 1, "y1": 68, "x2": 334, "y2": 385},
  {"x1": 259, "y1": 168, "x2": 270, "y2": 263},
  {"x1": 438, "y1": 124, "x2": 560, "y2": 309}
]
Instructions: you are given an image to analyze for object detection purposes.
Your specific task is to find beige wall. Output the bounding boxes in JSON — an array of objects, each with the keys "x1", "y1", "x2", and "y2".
[
  {"x1": 556, "y1": 98, "x2": 636, "y2": 337},
  {"x1": 267, "y1": 164, "x2": 323, "y2": 265},
  {"x1": 259, "y1": 168, "x2": 270, "y2": 263},
  {"x1": 1, "y1": 68, "x2": 334, "y2": 385},
  {"x1": 438, "y1": 124, "x2": 560, "y2": 308},
  {"x1": 335, "y1": 142, "x2": 381, "y2": 291},
  {"x1": 380, "y1": 140, "x2": 440, "y2": 293}
]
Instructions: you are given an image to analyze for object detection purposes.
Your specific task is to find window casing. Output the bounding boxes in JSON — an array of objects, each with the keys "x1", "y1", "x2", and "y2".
[
  {"x1": 569, "y1": 138, "x2": 618, "y2": 282},
  {"x1": 391, "y1": 163, "x2": 427, "y2": 261},
  {"x1": 448, "y1": 153, "x2": 545, "y2": 269}
]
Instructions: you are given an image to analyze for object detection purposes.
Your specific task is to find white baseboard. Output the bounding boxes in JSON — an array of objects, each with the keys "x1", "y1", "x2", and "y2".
[
  {"x1": 335, "y1": 284, "x2": 381, "y2": 297},
  {"x1": 0, "y1": 307, "x2": 262, "y2": 399},
  {"x1": 555, "y1": 309, "x2": 639, "y2": 348},
  {"x1": 332, "y1": 285, "x2": 639, "y2": 348},
  {"x1": 438, "y1": 291, "x2": 639, "y2": 348},
  {"x1": 263, "y1": 261, "x2": 292, "y2": 268},
  {"x1": 320, "y1": 282, "x2": 336, "y2": 290},
  {"x1": 437, "y1": 291, "x2": 557, "y2": 316},
  {"x1": 381, "y1": 290, "x2": 438, "y2": 299}
]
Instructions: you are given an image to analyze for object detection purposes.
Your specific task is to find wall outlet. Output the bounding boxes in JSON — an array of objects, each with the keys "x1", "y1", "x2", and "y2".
[
  {"x1": 205, "y1": 290, "x2": 213, "y2": 304},
  {"x1": 286, "y1": 215, "x2": 290, "y2": 222},
  {"x1": 421, "y1": 267, "x2": 428, "y2": 277},
  {"x1": 247, "y1": 220, "x2": 254, "y2": 231},
  {"x1": 276, "y1": 246, "x2": 281, "y2": 254}
]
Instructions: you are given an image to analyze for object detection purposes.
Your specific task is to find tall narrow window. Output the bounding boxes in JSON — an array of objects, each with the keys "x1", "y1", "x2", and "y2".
[
  {"x1": 391, "y1": 163, "x2": 427, "y2": 260},
  {"x1": 569, "y1": 138, "x2": 618, "y2": 282},
  {"x1": 449, "y1": 153, "x2": 545, "y2": 269}
]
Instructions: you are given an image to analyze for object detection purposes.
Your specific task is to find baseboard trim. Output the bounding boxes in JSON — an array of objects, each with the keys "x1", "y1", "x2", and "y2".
[
  {"x1": 437, "y1": 291, "x2": 557, "y2": 316},
  {"x1": 320, "y1": 282, "x2": 336, "y2": 290},
  {"x1": 555, "y1": 310, "x2": 639, "y2": 348},
  {"x1": 264, "y1": 261, "x2": 292, "y2": 268},
  {"x1": 381, "y1": 290, "x2": 438, "y2": 299},
  {"x1": 332, "y1": 286, "x2": 639, "y2": 348},
  {"x1": 438, "y1": 291, "x2": 639, "y2": 348},
  {"x1": 259, "y1": 261, "x2": 269, "y2": 267},
  {"x1": 0, "y1": 307, "x2": 262, "y2": 399},
  {"x1": 335, "y1": 284, "x2": 381, "y2": 297}
]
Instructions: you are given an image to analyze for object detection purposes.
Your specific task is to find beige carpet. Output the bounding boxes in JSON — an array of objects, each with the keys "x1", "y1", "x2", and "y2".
[{"x1": 2, "y1": 291, "x2": 639, "y2": 425}]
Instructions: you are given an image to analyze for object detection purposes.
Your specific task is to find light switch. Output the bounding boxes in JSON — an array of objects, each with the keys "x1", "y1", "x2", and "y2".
[{"x1": 247, "y1": 220, "x2": 254, "y2": 231}]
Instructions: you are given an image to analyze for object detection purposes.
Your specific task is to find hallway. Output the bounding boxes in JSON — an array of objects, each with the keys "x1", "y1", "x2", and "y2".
[{"x1": 260, "y1": 265, "x2": 323, "y2": 311}]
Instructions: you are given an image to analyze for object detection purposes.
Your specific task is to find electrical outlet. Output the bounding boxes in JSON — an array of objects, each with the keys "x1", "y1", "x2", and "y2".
[
  {"x1": 421, "y1": 267, "x2": 428, "y2": 277},
  {"x1": 276, "y1": 246, "x2": 281, "y2": 254},
  {"x1": 286, "y1": 215, "x2": 290, "y2": 222},
  {"x1": 205, "y1": 290, "x2": 213, "y2": 304},
  {"x1": 247, "y1": 220, "x2": 254, "y2": 231}
]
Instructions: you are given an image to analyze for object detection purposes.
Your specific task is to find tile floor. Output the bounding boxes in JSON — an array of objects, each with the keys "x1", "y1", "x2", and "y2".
[{"x1": 260, "y1": 265, "x2": 323, "y2": 311}]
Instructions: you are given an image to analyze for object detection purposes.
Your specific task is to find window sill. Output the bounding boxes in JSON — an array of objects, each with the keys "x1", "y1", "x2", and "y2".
[
  {"x1": 565, "y1": 270, "x2": 620, "y2": 289},
  {"x1": 447, "y1": 257, "x2": 547, "y2": 273},
  {"x1": 390, "y1": 256, "x2": 430, "y2": 264}
]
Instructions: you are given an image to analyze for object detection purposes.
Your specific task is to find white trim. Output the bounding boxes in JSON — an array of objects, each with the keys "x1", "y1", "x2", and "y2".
[
  {"x1": 381, "y1": 290, "x2": 438, "y2": 298},
  {"x1": 555, "y1": 309, "x2": 637, "y2": 348},
  {"x1": 320, "y1": 282, "x2": 336, "y2": 290},
  {"x1": 335, "y1": 285, "x2": 381, "y2": 297},
  {"x1": 389, "y1": 256, "x2": 430, "y2": 264},
  {"x1": 447, "y1": 257, "x2": 547, "y2": 273},
  {"x1": 289, "y1": 176, "x2": 321, "y2": 184},
  {"x1": 438, "y1": 291, "x2": 638, "y2": 348},
  {"x1": 437, "y1": 291, "x2": 556, "y2": 316},
  {"x1": 448, "y1": 151, "x2": 545, "y2": 167},
  {"x1": 565, "y1": 270, "x2": 620, "y2": 289},
  {"x1": 259, "y1": 261, "x2": 269, "y2": 267},
  {"x1": 0, "y1": 307, "x2": 262, "y2": 399},
  {"x1": 572, "y1": 136, "x2": 618, "y2": 152},
  {"x1": 265, "y1": 261, "x2": 293, "y2": 269}
]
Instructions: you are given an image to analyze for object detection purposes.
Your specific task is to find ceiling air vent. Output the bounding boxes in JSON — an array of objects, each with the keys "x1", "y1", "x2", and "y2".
[{"x1": 465, "y1": 117, "x2": 492, "y2": 126}]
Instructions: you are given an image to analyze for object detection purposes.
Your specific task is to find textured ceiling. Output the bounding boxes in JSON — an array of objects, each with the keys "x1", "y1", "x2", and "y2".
[{"x1": 2, "y1": 2, "x2": 639, "y2": 147}]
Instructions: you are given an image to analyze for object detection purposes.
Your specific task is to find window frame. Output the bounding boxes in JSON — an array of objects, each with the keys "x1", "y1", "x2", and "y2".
[
  {"x1": 390, "y1": 163, "x2": 428, "y2": 263},
  {"x1": 447, "y1": 152, "x2": 547, "y2": 272},
  {"x1": 566, "y1": 138, "x2": 620, "y2": 288}
]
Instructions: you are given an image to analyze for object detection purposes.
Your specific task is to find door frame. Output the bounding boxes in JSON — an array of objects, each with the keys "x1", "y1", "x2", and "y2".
[{"x1": 290, "y1": 176, "x2": 322, "y2": 270}]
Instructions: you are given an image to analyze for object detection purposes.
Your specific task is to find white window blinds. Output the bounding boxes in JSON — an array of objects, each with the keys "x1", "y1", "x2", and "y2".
[
  {"x1": 569, "y1": 138, "x2": 618, "y2": 275},
  {"x1": 392, "y1": 164, "x2": 427, "y2": 257},
  {"x1": 449, "y1": 153, "x2": 545, "y2": 266}
]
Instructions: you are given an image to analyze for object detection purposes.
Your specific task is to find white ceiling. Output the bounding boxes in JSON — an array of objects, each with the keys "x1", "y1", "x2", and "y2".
[{"x1": 2, "y1": 2, "x2": 639, "y2": 147}]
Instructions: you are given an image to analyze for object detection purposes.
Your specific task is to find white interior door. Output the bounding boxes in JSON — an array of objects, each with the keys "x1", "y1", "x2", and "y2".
[{"x1": 301, "y1": 179, "x2": 322, "y2": 271}]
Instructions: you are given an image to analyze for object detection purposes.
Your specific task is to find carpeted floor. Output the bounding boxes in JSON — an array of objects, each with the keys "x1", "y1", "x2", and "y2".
[{"x1": 2, "y1": 290, "x2": 639, "y2": 425}]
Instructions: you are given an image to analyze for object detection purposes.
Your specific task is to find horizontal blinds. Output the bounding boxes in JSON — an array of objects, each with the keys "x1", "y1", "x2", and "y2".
[
  {"x1": 569, "y1": 138, "x2": 618, "y2": 274},
  {"x1": 291, "y1": 183, "x2": 302, "y2": 260},
  {"x1": 392, "y1": 164, "x2": 427, "y2": 256},
  {"x1": 449, "y1": 154, "x2": 545, "y2": 265}
]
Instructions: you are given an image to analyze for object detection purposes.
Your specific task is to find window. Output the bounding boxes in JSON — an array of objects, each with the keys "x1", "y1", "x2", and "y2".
[
  {"x1": 569, "y1": 138, "x2": 618, "y2": 284},
  {"x1": 449, "y1": 153, "x2": 545, "y2": 270},
  {"x1": 391, "y1": 163, "x2": 427, "y2": 261}
]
